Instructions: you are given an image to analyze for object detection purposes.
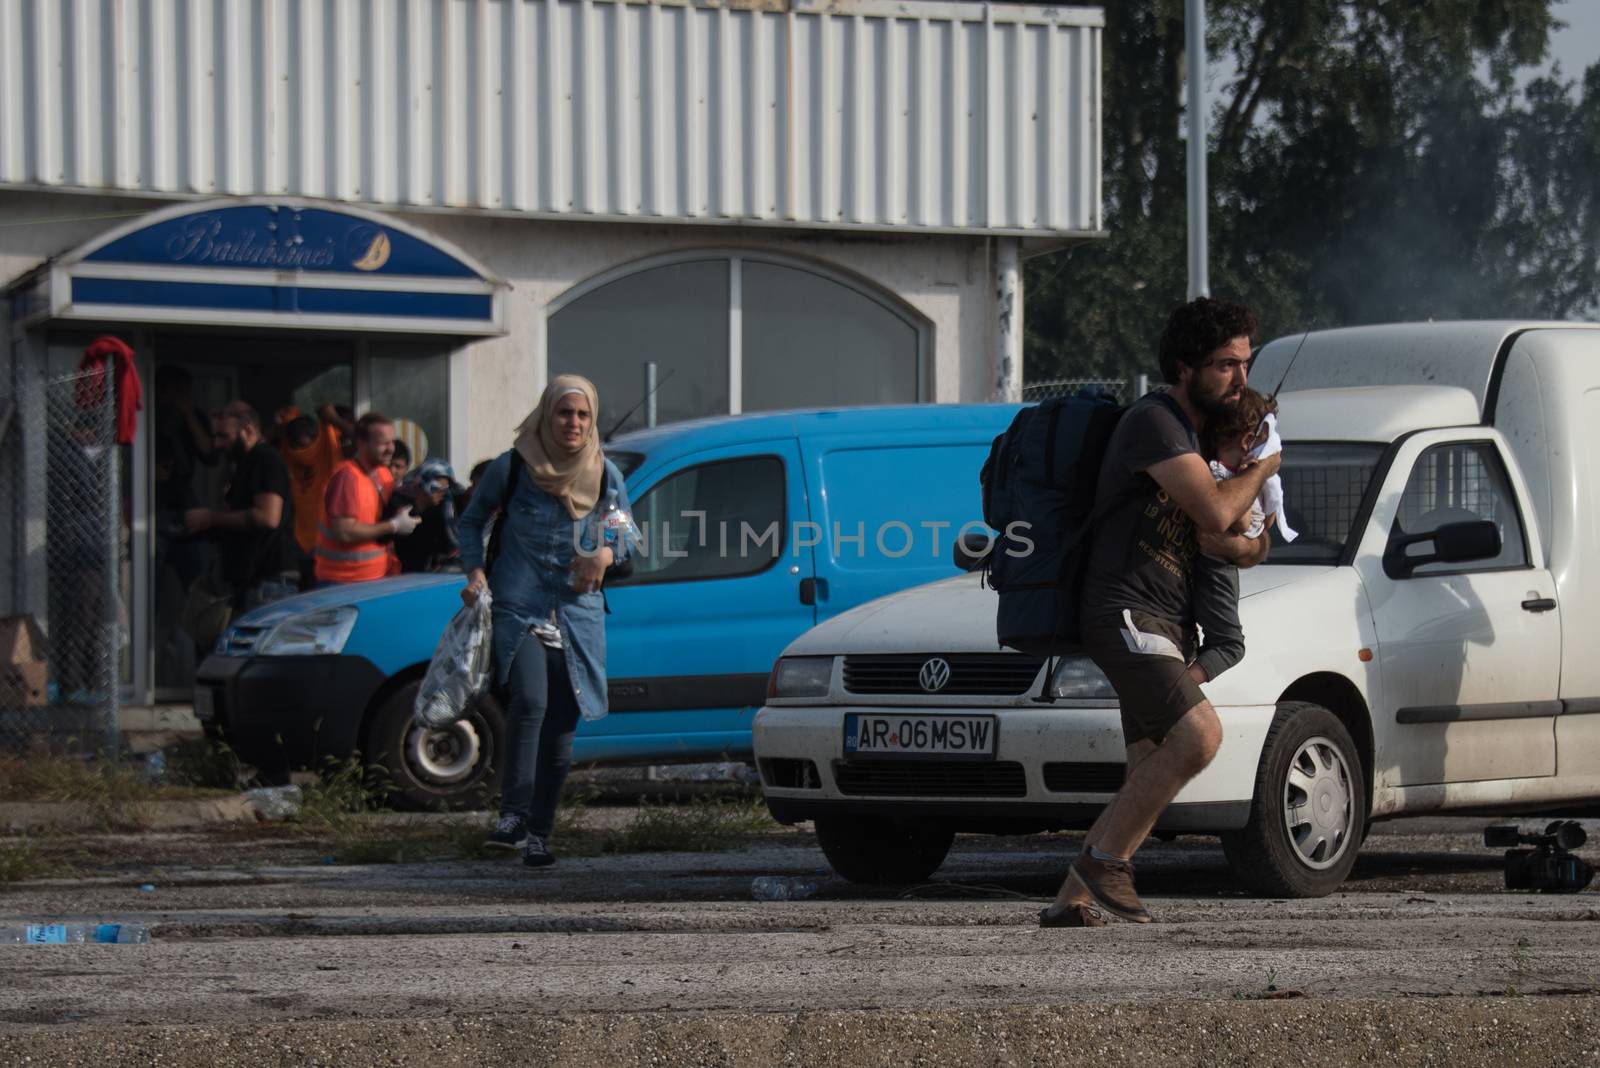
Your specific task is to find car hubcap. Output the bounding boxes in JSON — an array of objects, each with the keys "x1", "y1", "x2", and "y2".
[
  {"x1": 1281, "y1": 735, "x2": 1354, "y2": 870},
  {"x1": 406, "y1": 717, "x2": 484, "y2": 786}
]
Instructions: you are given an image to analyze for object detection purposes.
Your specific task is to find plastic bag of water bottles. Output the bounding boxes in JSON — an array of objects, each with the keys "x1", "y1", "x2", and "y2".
[{"x1": 414, "y1": 590, "x2": 493, "y2": 729}]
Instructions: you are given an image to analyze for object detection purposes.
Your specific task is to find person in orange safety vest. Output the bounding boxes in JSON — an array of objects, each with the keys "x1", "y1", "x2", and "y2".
[{"x1": 313, "y1": 412, "x2": 420, "y2": 585}]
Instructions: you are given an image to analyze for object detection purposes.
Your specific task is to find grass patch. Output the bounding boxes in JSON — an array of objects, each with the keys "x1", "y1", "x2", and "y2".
[
  {"x1": 285, "y1": 759, "x2": 499, "y2": 864},
  {"x1": 553, "y1": 796, "x2": 776, "y2": 858},
  {"x1": 295, "y1": 758, "x2": 391, "y2": 826},
  {"x1": 603, "y1": 797, "x2": 774, "y2": 853},
  {"x1": 293, "y1": 794, "x2": 777, "y2": 866},
  {"x1": 0, "y1": 837, "x2": 78, "y2": 883},
  {"x1": 0, "y1": 751, "x2": 231, "y2": 805}
]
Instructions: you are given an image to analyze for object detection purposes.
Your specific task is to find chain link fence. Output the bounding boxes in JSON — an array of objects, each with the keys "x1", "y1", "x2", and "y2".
[
  {"x1": 1021, "y1": 376, "x2": 1137, "y2": 403},
  {"x1": 0, "y1": 368, "x2": 123, "y2": 756}
]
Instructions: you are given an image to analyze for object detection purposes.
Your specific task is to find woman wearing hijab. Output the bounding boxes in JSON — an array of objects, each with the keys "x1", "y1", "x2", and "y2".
[{"x1": 456, "y1": 376, "x2": 632, "y2": 867}]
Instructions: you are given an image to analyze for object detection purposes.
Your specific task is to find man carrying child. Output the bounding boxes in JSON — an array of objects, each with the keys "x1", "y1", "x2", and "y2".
[{"x1": 1042, "y1": 297, "x2": 1280, "y2": 927}]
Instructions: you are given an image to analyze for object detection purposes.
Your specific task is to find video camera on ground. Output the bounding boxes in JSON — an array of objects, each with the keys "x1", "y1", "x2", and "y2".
[{"x1": 1483, "y1": 821, "x2": 1595, "y2": 893}]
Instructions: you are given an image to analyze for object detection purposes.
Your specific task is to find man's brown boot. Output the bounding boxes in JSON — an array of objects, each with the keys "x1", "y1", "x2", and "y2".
[{"x1": 1067, "y1": 850, "x2": 1152, "y2": 923}]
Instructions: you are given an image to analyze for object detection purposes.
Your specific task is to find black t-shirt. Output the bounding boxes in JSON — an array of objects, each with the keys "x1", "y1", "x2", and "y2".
[
  {"x1": 220, "y1": 442, "x2": 295, "y2": 590},
  {"x1": 1080, "y1": 392, "x2": 1201, "y2": 626}
]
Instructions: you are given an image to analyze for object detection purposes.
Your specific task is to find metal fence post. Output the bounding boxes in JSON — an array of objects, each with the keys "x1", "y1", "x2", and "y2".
[{"x1": 100, "y1": 360, "x2": 122, "y2": 757}]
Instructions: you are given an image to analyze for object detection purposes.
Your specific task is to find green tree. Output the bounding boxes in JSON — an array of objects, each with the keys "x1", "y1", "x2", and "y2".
[{"x1": 1025, "y1": 1, "x2": 1600, "y2": 388}]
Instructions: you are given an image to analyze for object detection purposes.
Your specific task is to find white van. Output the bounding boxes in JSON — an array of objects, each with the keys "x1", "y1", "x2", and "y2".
[{"x1": 752, "y1": 321, "x2": 1600, "y2": 896}]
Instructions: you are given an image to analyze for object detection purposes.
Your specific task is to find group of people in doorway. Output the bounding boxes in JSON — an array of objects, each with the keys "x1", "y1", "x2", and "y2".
[{"x1": 154, "y1": 370, "x2": 482, "y2": 622}]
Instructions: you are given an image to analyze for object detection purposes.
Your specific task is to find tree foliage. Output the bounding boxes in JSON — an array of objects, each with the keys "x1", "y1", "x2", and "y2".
[{"x1": 1025, "y1": 0, "x2": 1600, "y2": 385}]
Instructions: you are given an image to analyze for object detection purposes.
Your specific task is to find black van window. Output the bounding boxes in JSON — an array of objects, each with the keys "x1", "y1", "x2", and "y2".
[{"x1": 611, "y1": 455, "x2": 786, "y2": 585}]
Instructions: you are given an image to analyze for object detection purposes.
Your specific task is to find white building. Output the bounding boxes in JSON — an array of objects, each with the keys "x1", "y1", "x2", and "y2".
[{"x1": 0, "y1": 0, "x2": 1102, "y2": 705}]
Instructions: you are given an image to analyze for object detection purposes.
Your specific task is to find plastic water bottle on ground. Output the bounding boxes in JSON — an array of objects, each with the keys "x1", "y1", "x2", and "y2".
[
  {"x1": 751, "y1": 876, "x2": 819, "y2": 901},
  {"x1": 2, "y1": 923, "x2": 150, "y2": 944}
]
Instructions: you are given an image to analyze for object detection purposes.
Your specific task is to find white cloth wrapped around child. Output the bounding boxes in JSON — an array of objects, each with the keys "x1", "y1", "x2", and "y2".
[{"x1": 1207, "y1": 412, "x2": 1299, "y2": 543}]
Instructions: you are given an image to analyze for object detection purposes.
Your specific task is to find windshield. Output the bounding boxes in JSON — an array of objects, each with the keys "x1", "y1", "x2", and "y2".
[
  {"x1": 1270, "y1": 442, "x2": 1387, "y2": 565},
  {"x1": 606, "y1": 450, "x2": 646, "y2": 479}
]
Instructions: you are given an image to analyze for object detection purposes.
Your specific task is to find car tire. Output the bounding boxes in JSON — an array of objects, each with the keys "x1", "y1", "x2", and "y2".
[
  {"x1": 363, "y1": 680, "x2": 505, "y2": 811},
  {"x1": 1221, "y1": 701, "x2": 1367, "y2": 898},
  {"x1": 814, "y1": 816, "x2": 956, "y2": 885}
]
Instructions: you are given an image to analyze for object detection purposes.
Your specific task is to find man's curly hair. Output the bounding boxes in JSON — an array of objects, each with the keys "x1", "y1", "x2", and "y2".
[{"x1": 1157, "y1": 297, "x2": 1259, "y2": 385}]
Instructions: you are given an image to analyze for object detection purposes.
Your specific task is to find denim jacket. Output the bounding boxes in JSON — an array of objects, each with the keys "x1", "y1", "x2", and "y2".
[{"x1": 456, "y1": 450, "x2": 632, "y2": 722}]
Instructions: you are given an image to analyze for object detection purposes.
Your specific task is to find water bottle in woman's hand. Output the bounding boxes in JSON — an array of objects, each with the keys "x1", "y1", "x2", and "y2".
[{"x1": 599, "y1": 503, "x2": 643, "y2": 552}]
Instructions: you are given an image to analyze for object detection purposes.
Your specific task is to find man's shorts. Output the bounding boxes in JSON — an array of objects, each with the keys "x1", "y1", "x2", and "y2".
[{"x1": 1081, "y1": 609, "x2": 1206, "y2": 746}]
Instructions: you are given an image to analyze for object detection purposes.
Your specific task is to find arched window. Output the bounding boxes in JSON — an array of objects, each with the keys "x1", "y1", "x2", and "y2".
[{"x1": 547, "y1": 253, "x2": 925, "y2": 434}]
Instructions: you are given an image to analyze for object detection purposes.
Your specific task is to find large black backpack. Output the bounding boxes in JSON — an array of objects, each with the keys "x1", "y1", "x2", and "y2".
[{"x1": 979, "y1": 391, "x2": 1127, "y2": 656}]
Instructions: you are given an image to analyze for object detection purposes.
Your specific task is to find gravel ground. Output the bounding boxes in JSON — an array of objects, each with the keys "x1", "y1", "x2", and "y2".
[{"x1": 2, "y1": 814, "x2": 1598, "y2": 1065}]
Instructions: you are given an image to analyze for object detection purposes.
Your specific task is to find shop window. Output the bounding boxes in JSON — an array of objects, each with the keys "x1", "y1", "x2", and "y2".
[
  {"x1": 548, "y1": 260, "x2": 730, "y2": 435},
  {"x1": 368, "y1": 344, "x2": 449, "y2": 469},
  {"x1": 740, "y1": 261, "x2": 919, "y2": 412},
  {"x1": 548, "y1": 255, "x2": 923, "y2": 435}
]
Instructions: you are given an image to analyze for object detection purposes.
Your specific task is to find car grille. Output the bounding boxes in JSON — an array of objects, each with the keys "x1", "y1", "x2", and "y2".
[
  {"x1": 219, "y1": 624, "x2": 269, "y2": 657},
  {"x1": 831, "y1": 759, "x2": 1027, "y2": 798},
  {"x1": 1041, "y1": 762, "x2": 1126, "y2": 793},
  {"x1": 841, "y1": 654, "x2": 1045, "y2": 696}
]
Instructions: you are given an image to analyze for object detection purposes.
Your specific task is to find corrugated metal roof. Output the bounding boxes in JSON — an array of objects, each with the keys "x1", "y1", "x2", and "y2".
[{"x1": 0, "y1": 0, "x2": 1102, "y2": 238}]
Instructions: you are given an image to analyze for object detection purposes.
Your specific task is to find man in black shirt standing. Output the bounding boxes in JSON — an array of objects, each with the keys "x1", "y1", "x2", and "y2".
[
  {"x1": 1044, "y1": 298, "x2": 1279, "y2": 928},
  {"x1": 184, "y1": 403, "x2": 298, "y2": 612}
]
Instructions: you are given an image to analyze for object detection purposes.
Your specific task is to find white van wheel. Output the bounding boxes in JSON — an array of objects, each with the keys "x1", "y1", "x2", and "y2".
[{"x1": 1221, "y1": 702, "x2": 1366, "y2": 897}]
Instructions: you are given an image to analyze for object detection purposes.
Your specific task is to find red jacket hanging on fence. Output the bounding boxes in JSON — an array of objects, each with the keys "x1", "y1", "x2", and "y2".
[{"x1": 75, "y1": 336, "x2": 143, "y2": 445}]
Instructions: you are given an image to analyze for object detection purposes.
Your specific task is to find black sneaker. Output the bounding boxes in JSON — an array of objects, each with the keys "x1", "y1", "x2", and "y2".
[
  {"x1": 522, "y1": 834, "x2": 556, "y2": 868},
  {"x1": 484, "y1": 814, "x2": 527, "y2": 852}
]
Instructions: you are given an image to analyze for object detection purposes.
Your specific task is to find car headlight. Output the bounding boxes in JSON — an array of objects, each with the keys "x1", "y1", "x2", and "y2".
[
  {"x1": 769, "y1": 656, "x2": 834, "y2": 700},
  {"x1": 1048, "y1": 656, "x2": 1115, "y2": 700},
  {"x1": 254, "y1": 606, "x2": 359, "y2": 657}
]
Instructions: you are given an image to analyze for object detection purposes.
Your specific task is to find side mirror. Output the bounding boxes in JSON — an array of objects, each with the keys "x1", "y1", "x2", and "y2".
[
  {"x1": 1384, "y1": 519, "x2": 1501, "y2": 578},
  {"x1": 953, "y1": 530, "x2": 993, "y2": 572}
]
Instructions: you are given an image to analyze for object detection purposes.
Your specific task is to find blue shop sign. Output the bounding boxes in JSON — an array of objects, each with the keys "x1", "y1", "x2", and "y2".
[
  {"x1": 84, "y1": 205, "x2": 477, "y2": 279},
  {"x1": 42, "y1": 199, "x2": 506, "y2": 335}
]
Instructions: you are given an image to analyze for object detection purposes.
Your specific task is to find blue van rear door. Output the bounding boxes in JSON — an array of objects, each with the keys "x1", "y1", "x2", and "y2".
[{"x1": 577, "y1": 440, "x2": 815, "y2": 762}]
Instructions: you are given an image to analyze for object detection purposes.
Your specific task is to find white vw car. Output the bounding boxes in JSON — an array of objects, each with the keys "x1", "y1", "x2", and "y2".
[{"x1": 753, "y1": 322, "x2": 1600, "y2": 896}]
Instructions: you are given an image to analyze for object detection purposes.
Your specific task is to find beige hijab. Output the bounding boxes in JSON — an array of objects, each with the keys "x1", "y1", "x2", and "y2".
[{"x1": 513, "y1": 374, "x2": 604, "y2": 519}]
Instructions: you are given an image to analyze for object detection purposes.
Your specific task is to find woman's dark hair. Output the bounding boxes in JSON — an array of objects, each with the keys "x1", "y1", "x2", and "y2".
[
  {"x1": 391, "y1": 439, "x2": 411, "y2": 465},
  {"x1": 1157, "y1": 297, "x2": 1258, "y2": 385}
]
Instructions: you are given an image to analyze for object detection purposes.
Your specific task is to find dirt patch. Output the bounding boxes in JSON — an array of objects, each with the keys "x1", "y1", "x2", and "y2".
[{"x1": 0, "y1": 999, "x2": 1594, "y2": 1067}]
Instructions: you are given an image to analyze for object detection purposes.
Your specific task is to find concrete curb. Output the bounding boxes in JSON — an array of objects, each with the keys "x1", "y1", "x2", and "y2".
[
  {"x1": 0, "y1": 999, "x2": 1593, "y2": 1067},
  {"x1": 0, "y1": 795, "x2": 257, "y2": 833}
]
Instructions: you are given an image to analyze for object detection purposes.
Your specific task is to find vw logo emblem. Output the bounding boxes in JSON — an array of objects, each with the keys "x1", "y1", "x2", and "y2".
[{"x1": 918, "y1": 657, "x2": 952, "y2": 693}]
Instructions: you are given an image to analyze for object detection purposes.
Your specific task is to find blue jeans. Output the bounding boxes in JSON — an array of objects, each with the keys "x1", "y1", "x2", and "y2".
[{"x1": 501, "y1": 640, "x2": 581, "y2": 836}]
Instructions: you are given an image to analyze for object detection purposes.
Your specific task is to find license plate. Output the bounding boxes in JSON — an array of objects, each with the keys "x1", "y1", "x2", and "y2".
[
  {"x1": 843, "y1": 713, "x2": 997, "y2": 760},
  {"x1": 192, "y1": 687, "x2": 215, "y2": 721}
]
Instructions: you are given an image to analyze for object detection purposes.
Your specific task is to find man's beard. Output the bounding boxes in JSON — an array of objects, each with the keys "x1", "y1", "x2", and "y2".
[{"x1": 1185, "y1": 375, "x2": 1239, "y2": 422}]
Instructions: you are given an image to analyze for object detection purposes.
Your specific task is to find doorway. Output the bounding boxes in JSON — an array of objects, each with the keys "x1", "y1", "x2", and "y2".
[{"x1": 148, "y1": 335, "x2": 355, "y2": 699}]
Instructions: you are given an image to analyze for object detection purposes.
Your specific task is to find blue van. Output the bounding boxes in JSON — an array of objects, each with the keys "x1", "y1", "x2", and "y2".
[{"x1": 194, "y1": 403, "x2": 1018, "y2": 807}]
